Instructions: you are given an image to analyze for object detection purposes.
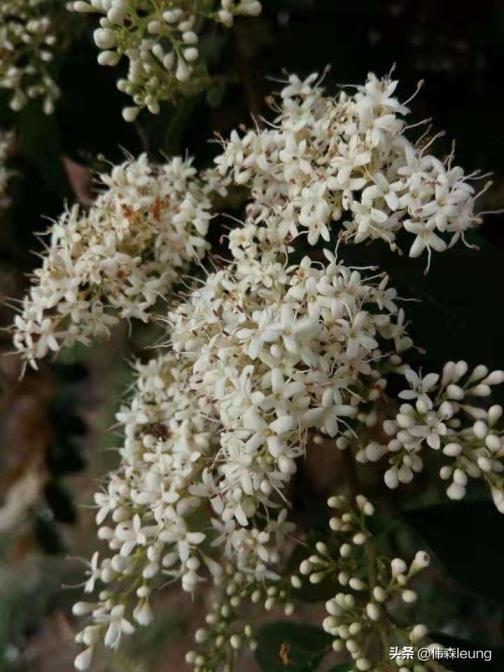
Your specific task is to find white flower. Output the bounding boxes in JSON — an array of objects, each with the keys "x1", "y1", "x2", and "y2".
[
  {"x1": 261, "y1": 304, "x2": 318, "y2": 357},
  {"x1": 0, "y1": 0, "x2": 59, "y2": 113},
  {"x1": 97, "y1": 605, "x2": 135, "y2": 649},
  {"x1": 368, "y1": 363, "x2": 504, "y2": 507},
  {"x1": 13, "y1": 154, "x2": 221, "y2": 367},
  {"x1": 399, "y1": 369, "x2": 440, "y2": 408},
  {"x1": 69, "y1": 72, "x2": 500, "y2": 672},
  {"x1": 71, "y1": 0, "x2": 262, "y2": 117},
  {"x1": 404, "y1": 220, "x2": 448, "y2": 259}
]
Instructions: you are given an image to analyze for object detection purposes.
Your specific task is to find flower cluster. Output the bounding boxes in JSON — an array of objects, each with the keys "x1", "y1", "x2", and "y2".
[
  {"x1": 72, "y1": 352, "x2": 218, "y2": 670},
  {"x1": 0, "y1": 0, "x2": 59, "y2": 113},
  {"x1": 215, "y1": 71, "x2": 486, "y2": 267},
  {"x1": 167, "y1": 249, "x2": 409, "y2": 576},
  {"x1": 71, "y1": 249, "x2": 409, "y2": 669},
  {"x1": 360, "y1": 363, "x2": 504, "y2": 511},
  {"x1": 186, "y1": 564, "x2": 293, "y2": 672},
  {"x1": 13, "y1": 154, "x2": 216, "y2": 367},
  {"x1": 297, "y1": 495, "x2": 434, "y2": 672},
  {"x1": 70, "y1": 0, "x2": 262, "y2": 121},
  {"x1": 44, "y1": 72, "x2": 499, "y2": 670},
  {"x1": 71, "y1": 347, "x2": 299, "y2": 671}
]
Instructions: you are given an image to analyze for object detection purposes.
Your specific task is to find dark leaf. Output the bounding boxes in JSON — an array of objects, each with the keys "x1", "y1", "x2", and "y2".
[
  {"x1": 206, "y1": 82, "x2": 226, "y2": 108},
  {"x1": 32, "y1": 513, "x2": 64, "y2": 555},
  {"x1": 48, "y1": 403, "x2": 87, "y2": 437},
  {"x1": 404, "y1": 500, "x2": 504, "y2": 604},
  {"x1": 47, "y1": 439, "x2": 86, "y2": 475},
  {"x1": 44, "y1": 480, "x2": 77, "y2": 524}
]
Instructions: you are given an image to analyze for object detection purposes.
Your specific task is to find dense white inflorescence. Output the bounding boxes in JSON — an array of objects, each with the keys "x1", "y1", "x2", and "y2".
[
  {"x1": 0, "y1": 0, "x2": 59, "y2": 113},
  {"x1": 13, "y1": 154, "x2": 217, "y2": 368},
  {"x1": 12, "y1": 70, "x2": 496, "y2": 670},
  {"x1": 72, "y1": 250, "x2": 411, "y2": 669},
  {"x1": 215, "y1": 71, "x2": 487, "y2": 267},
  {"x1": 298, "y1": 495, "x2": 433, "y2": 672},
  {"x1": 169, "y1": 251, "x2": 408, "y2": 553},
  {"x1": 72, "y1": 353, "x2": 216, "y2": 669},
  {"x1": 70, "y1": 0, "x2": 262, "y2": 120},
  {"x1": 361, "y1": 362, "x2": 504, "y2": 511}
]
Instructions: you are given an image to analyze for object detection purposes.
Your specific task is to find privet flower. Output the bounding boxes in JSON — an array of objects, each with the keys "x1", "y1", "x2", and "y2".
[
  {"x1": 215, "y1": 71, "x2": 488, "y2": 268},
  {"x1": 45, "y1": 72, "x2": 500, "y2": 670},
  {"x1": 186, "y1": 564, "x2": 294, "y2": 672},
  {"x1": 360, "y1": 362, "x2": 504, "y2": 511},
  {"x1": 13, "y1": 154, "x2": 218, "y2": 368},
  {"x1": 72, "y1": 249, "x2": 408, "y2": 669},
  {"x1": 70, "y1": 0, "x2": 262, "y2": 121},
  {"x1": 0, "y1": 0, "x2": 59, "y2": 113},
  {"x1": 72, "y1": 353, "x2": 218, "y2": 668},
  {"x1": 168, "y1": 251, "x2": 409, "y2": 561},
  {"x1": 297, "y1": 495, "x2": 435, "y2": 672}
]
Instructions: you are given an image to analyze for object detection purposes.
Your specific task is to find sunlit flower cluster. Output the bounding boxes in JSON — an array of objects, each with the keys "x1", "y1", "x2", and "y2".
[
  {"x1": 14, "y1": 154, "x2": 216, "y2": 368},
  {"x1": 70, "y1": 0, "x2": 262, "y2": 121},
  {"x1": 215, "y1": 71, "x2": 487, "y2": 268},
  {"x1": 297, "y1": 495, "x2": 434, "y2": 672},
  {"x1": 0, "y1": 0, "x2": 59, "y2": 113},
  {"x1": 361, "y1": 362, "x2": 504, "y2": 512}
]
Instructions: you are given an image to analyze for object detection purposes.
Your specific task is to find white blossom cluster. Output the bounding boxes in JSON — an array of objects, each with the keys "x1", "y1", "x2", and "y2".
[
  {"x1": 72, "y1": 250, "x2": 410, "y2": 669},
  {"x1": 0, "y1": 0, "x2": 59, "y2": 113},
  {"x1": 361, "y1": 362, "x2": 504, "y2": 512},
  {"x1": 297, "y1": 495, "x2": 433, "y2": 672},
  {"x1": 55, "y1": 72, "x2": 502, "y2": 670},
  {"x1": 186, "y1": 563, "x2": 294, "y2": 672},
  {"x1": 72, "y1": 349, "x2": 298, "y2": 671},
  {"x1": 70, "y1": 0, "x2": 262, "y2": 121},
  {"x1": 167, "y1": 251, "x2": 409, "y2": 572},
  {"x1": 13, "y1": 154, "x2": 216, "y2": 368},
  {"x1": 72, "y1": 352, "x2": 216, "y2": 670},
  {"x1": 215, "y1": 71, "x2": 486, "y2": 267}
]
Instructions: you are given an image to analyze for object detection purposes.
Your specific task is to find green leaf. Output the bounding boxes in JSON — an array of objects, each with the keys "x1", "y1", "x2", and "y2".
[
  {"x1": 161, "y1": 96, "x2": 200, "y2": 156},
  {"x1": 255, "y1": 621, "x2": 332, "y2": 672},
  {"x1": 404, "y1": 500, "x2": 504, "y2": 604},
  {"x1": 328, "y1": 665, "x2": 352, "y2": 671}
]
